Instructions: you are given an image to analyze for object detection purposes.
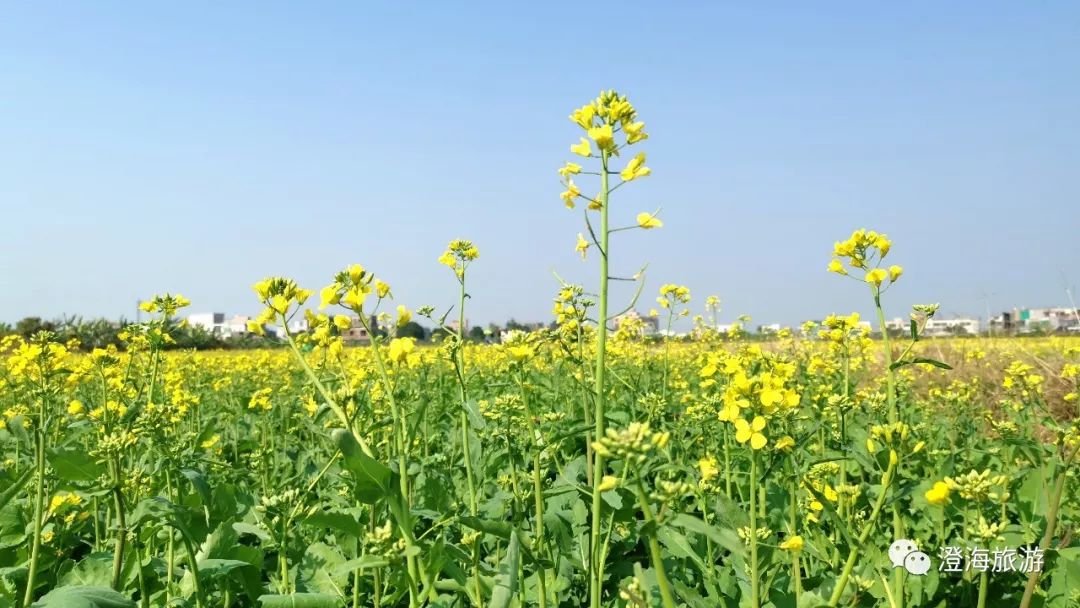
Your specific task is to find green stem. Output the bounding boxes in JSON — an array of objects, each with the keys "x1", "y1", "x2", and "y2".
[
  {"x1": 976, "y1": 570, "x2": 989, "y2": 608},
  {"x1": 357, "y1": 315, "x2": 425, "y2": 608},
  {"x1": 22, "y1": 411, "x2": 47, "y2": 607},
  {"x1": 1019, "y1": 444, "x2": 1080, "y2": 608},
  {"x1": 828, "y1": 458, "x2": 897, "y2": 607},
  {"x1": 749, "y1": 452, "x2": 760, "y2": 608},
  {"x1": 281, "y1": 325, "x2": 375, "y2": 457},
  {"x1": 873, "y1": 288, "x2": 905, "y2": 608},
  {"x1": 633, "y1": 476, "x2": 676, "y2": 608},
  {"x1": 110, "y1": 458, "x2": 127, "y2": 590},
  {"x1": 180, "y1": 532, "x2": 206, "y2": 608},
  {"x1": 588, "y1": 149, "x2": 611, "y2": 608}
]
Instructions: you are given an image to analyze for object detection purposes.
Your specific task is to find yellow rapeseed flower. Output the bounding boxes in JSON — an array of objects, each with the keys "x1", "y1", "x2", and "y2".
[
  {"x1": 637, "y1": 212, "x2": 663, "y2": 229},
  {"x1": 620, "y1": 153, "x2": 651, "y2": 181},
  {"x1": 735, "y1": 416, "x2": 767, "y2": 450},
  {"x1": 588, "y1": 124, "x2": 615, "y2": 152},
  {"x1": 779, "y1": 535, "x2": 804, "y2": 552},
  {"x1": 925, "y1": 481, "x2": 950, "y2": 506},
  {"x1": 597, "y1": 475, "x2": 619, "y2": 493},
  {"x1": 698, "y1": 456, "x2": 719, "y2": 482},
  {"x1": 570, "y1": 137, "x2": 592, "y2": 157},
  {"x1": 575, "y1": 233, "x2": 590, "y2": 260},
  {"x1": 865, "y1": 268, "x2": 887, "y2": 286}
]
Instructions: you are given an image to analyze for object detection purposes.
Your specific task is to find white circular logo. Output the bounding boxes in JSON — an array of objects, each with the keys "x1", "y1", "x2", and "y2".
[
  {"x1": 904, "y1": 551, "x2": 932, "y2": 576},
  {"x1": 888, "y1": 539, "x2": 919, "y2": 568}
]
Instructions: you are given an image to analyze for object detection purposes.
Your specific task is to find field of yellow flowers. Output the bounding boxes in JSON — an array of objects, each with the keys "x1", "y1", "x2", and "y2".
[{"x1": 2, "y1": 92, "x2": 1079, "y2": 608}]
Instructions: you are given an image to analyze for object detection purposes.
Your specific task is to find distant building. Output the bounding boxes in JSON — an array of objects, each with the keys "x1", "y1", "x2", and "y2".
[
  {"x1": 884, "y1": 317, "x2": 981, "y2": 337},
  {"x1": 287, "y1": 318, "x2": 309, "y2": 334},
  {"x1": 992, "y1": 307, "x2": 1080, "y2": 334},
  {"x1": 614, "y1": 310, "x2": 660, "y2": 336},
  {"x1": 448, "y1": 318, "x2": 470, "y2": 334},
  {"x1": 924, "y1": 318, "x2": 981, "y2": 337},
  {"x1": 757, "y1": 323, "x2": 782, "y2": 335},
  {"x1": 188, "y1": 313, "x2": 253, "y2": 338},
  {"x1": 341, "y1": 315, "x2": 372, "y2": 344}
]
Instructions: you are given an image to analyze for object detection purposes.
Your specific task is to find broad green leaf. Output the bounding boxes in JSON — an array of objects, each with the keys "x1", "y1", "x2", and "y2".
[
  {"x1": 58, "y1": 554, "x2": 114, "y2": 588},
  {"x1": 668, "y1": 513, "x2": 746, "y2": 558},
  {"x1": 257, "y1": 593, "x2": 342, "y2": 608},
  {"x1": 296, "y1": 542, "x2": 347, "y2": 597},
  {"x1": 890, "y1": 357, "x2": 952, "y2": 371},
  {"x1": 487, "y1": 531, "x2": 520, "y2": 608},
  {"x1": 302, "y1": 510, "x2": 365, "y2": 538},
  {"x1": 180, "y1": 468, "x2": 212, "y2": 507},
  {"x1": 232, "y1": 522, "x2": 272, "y2": 543},
  {"x1": 657, "y1": 526, "x2": 707, "y2": 573},
  {"x1": 332, "y1": 429, "x2": 393, "y2": 504},
  {"x1": 0, "y1": 469, "x2": 33, "y2": 512},
  {"x1": 197, "y1": 559, "x2": 253, "y2": 580},
  {"x1": 46, "y1": 447, "x2": 105, "y2": 482},
  {"x1": 30, "y1": 586, "x2": 135, "y2": 608}
]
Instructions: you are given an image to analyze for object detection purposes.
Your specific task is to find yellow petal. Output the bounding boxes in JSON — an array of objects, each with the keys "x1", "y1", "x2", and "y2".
[{"x1": 750, "y1": 433, "x2": 767, "y2": 450}]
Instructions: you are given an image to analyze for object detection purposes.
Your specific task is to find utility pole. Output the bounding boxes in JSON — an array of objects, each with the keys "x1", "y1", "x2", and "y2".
[{"x1": 1063, "y1": 272, "x2": 1080, "y2": 329}]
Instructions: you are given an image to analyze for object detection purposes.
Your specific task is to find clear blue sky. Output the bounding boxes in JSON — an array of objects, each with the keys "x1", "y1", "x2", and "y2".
[{"x1": 3, "y1": 2, "x2": 1078, "y2": 328}]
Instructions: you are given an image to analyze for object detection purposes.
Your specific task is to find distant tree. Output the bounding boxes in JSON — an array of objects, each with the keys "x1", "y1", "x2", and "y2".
[
  {"x1": 505, "y1": 318, "x2": 529, "y2": 331},
  {"x1": 16, "y1": 317, "x2": 55, "y2": 338},
  {"x1": 468, "y1": 325, "x2": 486, "y2": 342},
  {"x1": 172, "y1": 325, "x2": 225, "y2": 350},
  {"x1": 398, "y1": 321, "x2": 427, "y2": 340},
  {"x1": 370, "y1": 314, "x2": 388, "y2": 338}
]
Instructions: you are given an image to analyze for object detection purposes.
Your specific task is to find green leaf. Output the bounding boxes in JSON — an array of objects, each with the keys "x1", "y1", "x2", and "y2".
[
  {"x1": 257, "y1": 593, "x2": 343, "y2": 608},
  {"x1": 334, "y1": 555, "x2": 390, "y2": 576},
  {"x1": 890, "y1": 357, "x2": 952, "y2": 371},
  {"x1": 180, "y1": 469, "x2": 212, "y2": 507},
  {"x1": 668, "y1": 513, "x2": 746, "y2": 558},
  {"x1": 196, "y1": 521, "x2": 238, "y2": 562},
  {"x1": 232, "y1": 522, "x2": 272, "y2": 543},
  {"x1": 0, "y1": 469, "x2": 33, "y2": 512},
  {"x1": 656, "y1": 526, "x2": 707, "y2": 573},
  {"x1": 197, "y1": 559, "x2": 253, "y2": 580},
  {"x1": 909, "y1": 319, "x2": 918, "y2": 342},
  {"x1": 46, "y1": 447, "x2": 105, "y2": 482},
  {"x1": 487, "y1": 531, "x2": 520, "y2": 608},
  {"x1": 4, "y1": 417, "x2": 31, "y2": 452},
  {"x1": 463, "y1": 399, "x2": 486, "y2": 430},
  {"x1": 301, "y1": 509, "x2": 365, "y2": 538},
  {"x1": 58, "y1": 554, "x2": 114, "y2": 588},
  {"x1": 332, "y1": 429, "x2": 393, "y2": 504},
  {"x1": 296, "y1": 543, "x2": 347, "y2": 597},
  {"x1": 30, "y1": 586, "x2": 135, "y2": 608}
]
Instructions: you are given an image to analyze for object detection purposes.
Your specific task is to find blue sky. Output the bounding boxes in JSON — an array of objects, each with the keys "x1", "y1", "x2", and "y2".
[{"x1": 2, "y1": 2, "x2": 1078, "y2": 328}]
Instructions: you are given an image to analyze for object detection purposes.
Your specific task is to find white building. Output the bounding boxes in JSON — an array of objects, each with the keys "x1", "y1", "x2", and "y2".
[
  {"x1": 187, "y1": 313, "x2": 227, "y2": 334},
  {"x1": 884, "y1": 317, "x2": 981, "y2": 337},
  {"x1": 757, "y1": 323, "x2": 782, "y2": 335},
  {"x1": 187, "y1": 313, "x2": 255, "y2": 338},
  {"x1": 923, "y1": 318, "x2": 980, "y2": 337},
  {"x1": 991, "y1": 307, "x2": 1080, "y2": 334}
]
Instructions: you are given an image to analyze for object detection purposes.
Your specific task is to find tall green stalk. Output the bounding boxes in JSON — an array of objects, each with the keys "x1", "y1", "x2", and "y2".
[
  {"x1": 749, "y1": 453, "x2": 760, "y2": 608},
  {"x1": 632, "y1": 475, "x2": 676, "y2": 608},
  {"x1": 1019, "y1": 443, "x2": 1080, "y2": 608},
  {"x1": 454, "y1": 274, "x2": 479, "y2": 517},
  {"x1": 22, "y1": 392, "x2": 47, "y2": 607},
  {"x1": 873, "y1": 287, "x2": 905, "y2": 608},
  {"x1": 358, "y1": 315, "x2": 425, "y2": 607},
  {"x1": 588, "y1": 150, "x2": 611, "y2": 608},
  {"x1": 828, "y1": 456, "x2": 897, "y2": 606}
]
